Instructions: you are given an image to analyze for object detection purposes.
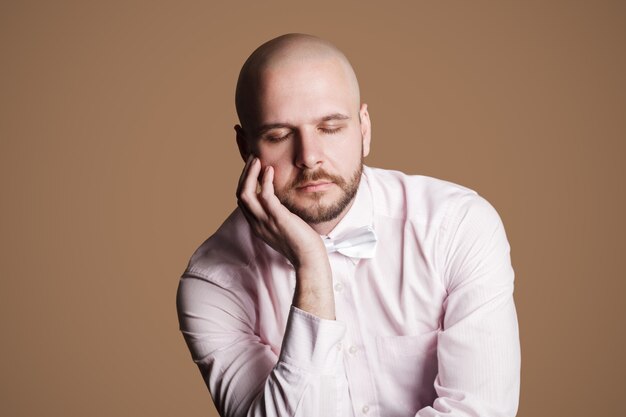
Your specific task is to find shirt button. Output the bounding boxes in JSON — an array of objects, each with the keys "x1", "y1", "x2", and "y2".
[
  {"x1": 362, "y1": 405, "x2": 370, "y2": 414},
  {"x1": 336, "y1": 342, "x2": 343, "y2": 351},
  {"x1": 334, "y1": 283, "x2": 344, "y2": 292},
  {"x1": 349, "y1": 345, "x2": 358, "y2": 354}
]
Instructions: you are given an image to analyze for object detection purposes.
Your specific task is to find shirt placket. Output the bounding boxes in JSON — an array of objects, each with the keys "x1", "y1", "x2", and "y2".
[{"x1": 331, "y1": 253, "x2": 380, "y2": 417}]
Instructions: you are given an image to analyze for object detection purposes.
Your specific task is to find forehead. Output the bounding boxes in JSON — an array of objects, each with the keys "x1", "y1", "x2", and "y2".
[{"x1": 255, "y1": 59, "x2": 358, "y2": 126}]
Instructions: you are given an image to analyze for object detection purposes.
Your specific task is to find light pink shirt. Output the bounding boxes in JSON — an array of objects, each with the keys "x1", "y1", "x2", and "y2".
[{"x1": 176, "y1": 166, "x2": 520, "y2": 417}]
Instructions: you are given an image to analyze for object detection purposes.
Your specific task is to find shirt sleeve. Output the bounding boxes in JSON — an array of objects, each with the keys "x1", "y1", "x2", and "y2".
[
  {"x1": 416, "y1": 192, "x2": 521, "y2": 417},
  {"x1": 176, "y1": 274, "x2": 347, "y2": 417}
]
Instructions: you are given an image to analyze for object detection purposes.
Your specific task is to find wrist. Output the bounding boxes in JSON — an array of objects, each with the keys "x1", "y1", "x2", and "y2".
[
  {"x1": 291, "y1": 238, "x2": 328, "y2": 269},
  {"x1": 293, "y1": 255, "x2": 334, "y2": 319}
]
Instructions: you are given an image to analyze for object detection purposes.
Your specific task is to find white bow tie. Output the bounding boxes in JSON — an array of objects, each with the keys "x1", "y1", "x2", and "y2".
[{"x1": 322, "y1": 225, "x2": 378, "y2": 259}]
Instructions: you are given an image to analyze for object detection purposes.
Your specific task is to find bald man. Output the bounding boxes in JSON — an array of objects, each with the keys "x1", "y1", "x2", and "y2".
[{"x1": 177, "y1": 34, "x2": 520, "y2": 417}]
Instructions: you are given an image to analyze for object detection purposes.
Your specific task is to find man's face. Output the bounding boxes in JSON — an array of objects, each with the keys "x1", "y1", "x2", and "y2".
[{"x1": 241, "y1": 58, "x2": 371, "y2": 225}]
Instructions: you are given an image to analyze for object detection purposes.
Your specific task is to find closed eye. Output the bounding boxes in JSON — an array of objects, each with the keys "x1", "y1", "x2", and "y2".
[
  {"x1": 319, "y1": 127, "x2": 342, "y2": 134},
  {"x1": 264, "y1": 131, "x2": 292, "y2": 143}
]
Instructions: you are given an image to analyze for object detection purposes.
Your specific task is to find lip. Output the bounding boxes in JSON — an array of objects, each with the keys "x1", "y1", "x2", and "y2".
[{"x1": 296, "y1": 181, "x2": 333, "y2": 192}]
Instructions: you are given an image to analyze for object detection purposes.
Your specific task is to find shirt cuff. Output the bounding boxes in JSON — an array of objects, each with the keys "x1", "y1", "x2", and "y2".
[{"x1": 278, "y1": 305, "x2": 347, "y2": 374}]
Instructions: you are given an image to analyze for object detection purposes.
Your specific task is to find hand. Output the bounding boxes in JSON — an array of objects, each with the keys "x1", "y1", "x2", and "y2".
[
  {"x1": 236, "y1": 156, "x2": 336, "y2": 319},
  {"x1": 236, "y1": 156, "x2": 327, "y2": 269}
]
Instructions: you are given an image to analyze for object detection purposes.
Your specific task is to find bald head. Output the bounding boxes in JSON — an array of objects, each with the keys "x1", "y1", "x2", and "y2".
[{"x1": 235, "y1": 34, "x2": 361, "y2": 133}]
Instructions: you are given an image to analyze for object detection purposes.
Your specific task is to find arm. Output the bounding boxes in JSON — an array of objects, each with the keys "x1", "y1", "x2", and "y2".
[
  {"x1": 177, "y1": 156, "x2": 346, "y2": 416},
  {"x1": 176, "y1": 277, "x2": 347, "y2": 417},
  {"x1": 416, "y1": 193, "x2": 521, "y2": 417}
]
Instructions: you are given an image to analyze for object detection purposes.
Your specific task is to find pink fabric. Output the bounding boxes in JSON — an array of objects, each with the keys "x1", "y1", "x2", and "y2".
[{"x1": 177, "y1": 166, "x2": 520, "y2": 417}]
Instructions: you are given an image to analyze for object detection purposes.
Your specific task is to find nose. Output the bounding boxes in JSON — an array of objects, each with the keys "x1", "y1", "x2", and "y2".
[{"x1": 294, "y1": 128, "x2": 323, "y2": 169}]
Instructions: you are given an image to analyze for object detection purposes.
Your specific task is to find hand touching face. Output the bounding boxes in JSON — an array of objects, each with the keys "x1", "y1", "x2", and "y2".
[{"x1": 236, "y1": 155, "x2": 328, "y2": 268}]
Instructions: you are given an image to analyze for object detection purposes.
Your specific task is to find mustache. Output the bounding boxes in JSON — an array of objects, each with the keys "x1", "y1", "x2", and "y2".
[{"x1": 289, "y1": 168, "x2": 346, "y2": 189}]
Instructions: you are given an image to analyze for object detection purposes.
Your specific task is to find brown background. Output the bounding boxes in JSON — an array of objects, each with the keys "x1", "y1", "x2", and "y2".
[{"x1": 1, "y1": 1, "x2": 624, "y2": 416}]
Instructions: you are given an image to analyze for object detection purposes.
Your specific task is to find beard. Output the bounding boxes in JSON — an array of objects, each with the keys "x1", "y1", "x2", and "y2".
[{"x1": 276, "y1": 160, "x2": 363, "y2": 224}]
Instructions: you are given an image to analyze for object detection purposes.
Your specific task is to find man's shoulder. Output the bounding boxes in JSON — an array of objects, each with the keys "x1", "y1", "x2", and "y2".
[
  {"x1": 181, "y1": 208, "x2": 258, "y2": 287},
  {"x1": 364, "y1": 166, "x2": 480, "y2": 222}
]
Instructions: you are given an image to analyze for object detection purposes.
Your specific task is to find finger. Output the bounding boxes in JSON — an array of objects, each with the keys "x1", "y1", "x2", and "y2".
[
  {"x1": 259, "y1": 166, "x2": 288, "y2": 216},
  {"x1": 261, "y1": 165, "x2": 275, "y2": 196},
  {"x1": 238, "y1": 201, "x2": 275, "y2": 244},
  {"x1": 259, "y1": 165, "x2": 277, "y2": 204},
  {"x1": 241, "y1": 157, "x2": 261, "y2": 198},
  {"x1": 236, "y1": 154, "x2": 255, "y2": 196},
  {"x1": 238, "y1": 157, "x2": 266, "y2": 220}
]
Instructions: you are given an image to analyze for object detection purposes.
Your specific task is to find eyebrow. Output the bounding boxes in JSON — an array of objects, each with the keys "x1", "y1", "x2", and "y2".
[
  {"x1": 320, "y1": 113, "x2": 351, "y2": 122},
  {"x1": 255, "y1": 113, "x2": 351, "y2": 136}
]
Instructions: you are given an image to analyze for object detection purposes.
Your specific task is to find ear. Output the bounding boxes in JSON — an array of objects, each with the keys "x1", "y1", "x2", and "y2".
[
  {"x1": 359, "y1": 103, "x2": 372, "y2": 157},
  {"x1": 235, "y1": 125, "x2": 250, "y2": 162}
]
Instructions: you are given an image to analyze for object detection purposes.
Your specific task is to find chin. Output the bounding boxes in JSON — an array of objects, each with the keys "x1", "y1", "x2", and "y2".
[{"x1": 284, "y1": 193, "x2": 354, "y2": 224}]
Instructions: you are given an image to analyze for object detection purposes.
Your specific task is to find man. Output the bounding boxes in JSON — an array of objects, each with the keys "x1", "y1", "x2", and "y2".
[{"x1": 177, "y1": 33, "x2": 520, "y2": 417}]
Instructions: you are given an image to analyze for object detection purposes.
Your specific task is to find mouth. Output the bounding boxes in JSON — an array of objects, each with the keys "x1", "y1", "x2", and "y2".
[{"x1": 296, "y1": 181, "x2": 334, "y2": 192}]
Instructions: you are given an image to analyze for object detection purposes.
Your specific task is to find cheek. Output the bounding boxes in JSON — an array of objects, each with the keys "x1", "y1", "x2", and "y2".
[
  {"x1": 269, "y1": 166, "x2": 294, "y2": 193},
  {"x1": 257, "y1": 143, "x2": 292, "y2": 166},
  {"x1": 332, "y1": 136, "x2": 363, "y2": 166},
  {"x1": 258, "y1": 157, "x2": 291, "y2": 186},
  {"x1": 252, "y1": 143, "x2": 293, "y2": 191}
]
